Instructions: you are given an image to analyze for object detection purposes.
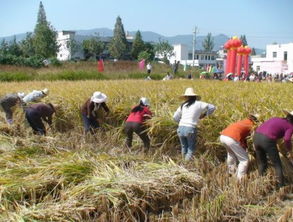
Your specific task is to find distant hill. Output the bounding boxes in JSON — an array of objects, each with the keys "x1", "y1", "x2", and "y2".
[
  {"x1": 0, "y1": 28, "x2": 265, "y2": 53},
  {"x1": 75, "y1": 28, "x2": 229, "y2": 50}
]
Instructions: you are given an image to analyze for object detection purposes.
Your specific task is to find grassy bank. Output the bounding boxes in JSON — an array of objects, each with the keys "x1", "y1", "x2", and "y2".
[{"x1": 0, "y1": 61, "x2": 198, "y2": 81}]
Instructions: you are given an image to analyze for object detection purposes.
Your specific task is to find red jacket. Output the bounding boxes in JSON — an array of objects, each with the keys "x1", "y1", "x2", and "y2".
[{"x1": 126, "y1": 106, "x2": 152, "y2": 124}]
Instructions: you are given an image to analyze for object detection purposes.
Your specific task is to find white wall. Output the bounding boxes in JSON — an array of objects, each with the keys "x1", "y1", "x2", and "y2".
[
  {"x1": 169, "y1": 44, "x2": 188, "y2": 64},
  {"x1": 252, "y1": 43, "x2": 293, "y2": 74},
  {"x1": 57, "y1": 31, "x2": 75, "y2": 61},
  {"x1": 168, "y1": 44, "x2": 217, "y2": 67}
]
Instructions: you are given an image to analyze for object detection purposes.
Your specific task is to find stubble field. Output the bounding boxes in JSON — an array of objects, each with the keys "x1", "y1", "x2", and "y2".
[{"x1": 0, "y1": 79, "x2": 292, "y2": 221}]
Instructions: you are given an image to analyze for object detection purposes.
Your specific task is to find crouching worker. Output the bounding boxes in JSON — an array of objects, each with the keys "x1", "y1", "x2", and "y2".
[
  {"x1": 253, "y1": 110, "x2": 293, "y2": 188},
  {"x1": 25, "y1": 103, "x2": 56, "y2": 135},
  {"x1": 0, "y1": 92, "x2": 25, "y2": 124},
  {"x1": 124, "y1": 97, "x2": 152, "y2": 151},
  {"x1": 81, "y1": 92, "x2": 109, "y2": 134},
  {"x1": 22, "y1": 88, "x2": 49, "y2": 104},
  {"x1": 220, "y1": 114, "x2": 260, "y2": 180}
]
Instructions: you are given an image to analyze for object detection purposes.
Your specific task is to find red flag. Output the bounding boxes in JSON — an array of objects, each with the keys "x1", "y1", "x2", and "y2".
[{"x1": 98, "y1": 59, "x2": 104, "y2": 72}]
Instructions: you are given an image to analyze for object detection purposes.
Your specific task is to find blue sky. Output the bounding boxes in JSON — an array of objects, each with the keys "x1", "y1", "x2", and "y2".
[{"x1": 0, "y1": 0, "x2": 293, "y2": 48}]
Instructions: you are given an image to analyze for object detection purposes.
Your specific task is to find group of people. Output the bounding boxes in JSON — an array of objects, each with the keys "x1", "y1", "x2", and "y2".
[
  {"x1": 1, "y1": 87, "x2": 292, "y2": 188},
  {"x1": 0, "y1": 88, "x2": 55, "y2": 135},
  {"x1": 174, "y1": 88, "x2": 292, "y2": 187}
]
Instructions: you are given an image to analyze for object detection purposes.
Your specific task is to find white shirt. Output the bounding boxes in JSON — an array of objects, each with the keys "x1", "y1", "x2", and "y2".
[
  {"x1": 22, "y1": 90, "x2": 45, "y2": 103},
  {"x1": 146, "y1": 64, "x2": 152, "y2": 70},
  {"x1": 173, "y1": 101, "x2": 216, "y2": 128}
]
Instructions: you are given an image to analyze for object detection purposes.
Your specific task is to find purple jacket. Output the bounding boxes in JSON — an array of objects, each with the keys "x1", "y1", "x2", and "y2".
[{"x1": 256, "y1": 117, "x2": 293, "y2": 151}]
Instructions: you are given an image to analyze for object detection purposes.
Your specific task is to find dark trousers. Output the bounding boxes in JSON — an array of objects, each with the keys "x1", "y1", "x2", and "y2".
[
  {"x1": 25, "y1": 108, "x2": 46, "y2": 135},
  {"x1": 124, "y1": 122, "x2": 150, "y2": 150},
  {"x1": 253, "y1": 132, "x2": 284, "y2": 187},
  {"x1": 81, "y1": 113, "x2": 100, "y2": 134}
]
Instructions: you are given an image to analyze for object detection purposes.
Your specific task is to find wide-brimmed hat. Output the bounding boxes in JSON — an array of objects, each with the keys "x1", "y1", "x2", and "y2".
[
  {"x1": 140, "y1": 97, "x2": 150, "y2": 106},
  {"x1": 42, "y1": 88, "x2": 49, "y2": 95},
  {"x1": 91, "y1": 91, "x2": 107, "y2": 103},
  {"x1": 182, "y1": 87, "x2": 200, "y2": 97},
  {"x1": 283, "y1": 110, "x2": 293, "y2": 116}
]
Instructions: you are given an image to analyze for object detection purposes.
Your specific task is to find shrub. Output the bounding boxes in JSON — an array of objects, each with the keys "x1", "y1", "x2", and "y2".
[{"x1": 49, "y1": 57, "x2": 62, "y2": 67}]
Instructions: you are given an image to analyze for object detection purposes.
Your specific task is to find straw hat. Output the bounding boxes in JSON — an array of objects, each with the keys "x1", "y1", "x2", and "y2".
[
  {"x1": 91, "y1": 91, "x2": 107, "y2": 103},
  {"x1": 42, "y1": 88, "x2": 49, "y2": 95},
  {"x1": 283, "y1": 110, "x2": 293, "y2": 116},
  {"x1": 140, "y1": 97, "x2": 150, "y2": 106},
  {"x1": 182, "y1": 87, "x2": 199, "y2": 97}
]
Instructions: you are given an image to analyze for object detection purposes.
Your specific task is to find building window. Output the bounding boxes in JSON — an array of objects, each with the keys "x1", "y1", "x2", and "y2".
[
  {"x1": 188, "y1": 53, "x2": 192, "y2": 60},
  {"x1": 256, "y1": 66, "x2": 260, "y2": 71},
  {"x1": 284, "y1": 51, "x2": 287, "y2": 61},
  {"x1": 196, "y1": 55, "x2": 199, "y2": 59},
  {"x1": 211, "y1": 56, "x2": 215, "y2": 60},
  {"x1": 273, "y1": 52, "x2": 277, "y2": 58},
  {"x1": 201, "y1": 55, "x2": 204, "y2": 60}
]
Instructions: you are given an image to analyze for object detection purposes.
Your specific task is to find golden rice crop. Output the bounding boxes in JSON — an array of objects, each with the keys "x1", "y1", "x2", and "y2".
[{"x1": 0, "y1": 79, "x2": 292, "y2": 221}]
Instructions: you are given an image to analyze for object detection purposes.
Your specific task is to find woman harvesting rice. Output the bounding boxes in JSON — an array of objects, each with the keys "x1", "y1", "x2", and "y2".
[{"x1": 173, "y1": 87, "x2": 216, "y2": 161}]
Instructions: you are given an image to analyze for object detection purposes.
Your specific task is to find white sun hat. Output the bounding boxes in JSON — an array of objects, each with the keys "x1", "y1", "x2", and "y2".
[
  {"x1": 283, "y1": 110, "x2": 293, "y2": 116},
  {"x1": 182, "y1": 87, "x2": 199, "y2": 97},
  {"x1": 42, "y1": 88, "x2": 49, "y2": 95},
  {"x1": 91, "y1": 91, "x2": 107, "y2": 103},
  {"x1": 140, "y1": 97, "x2": 150, "y2": 106}
]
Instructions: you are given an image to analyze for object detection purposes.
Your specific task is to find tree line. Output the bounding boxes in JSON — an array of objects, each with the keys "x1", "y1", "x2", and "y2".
[
  {"x1": 0, "y1": 1, "x2": 255, "y2": 68},
  {"x1": 0, "y1": 2, "x2": 176, "y2": 67}
]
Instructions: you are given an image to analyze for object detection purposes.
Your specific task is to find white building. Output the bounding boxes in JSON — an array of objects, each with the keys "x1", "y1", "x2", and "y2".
[
  {"x1": 252, "y1": 43, "x2": 293, "y2": 74},
  {"x1": 56, "y1": 31, "x2": 83, "y2": 61},
  {"x1": 168, "y1": 44, "x2": 218, "y2": 67}
]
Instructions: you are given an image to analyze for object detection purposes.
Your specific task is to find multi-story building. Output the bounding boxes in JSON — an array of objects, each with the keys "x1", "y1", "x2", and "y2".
[
  {"x1": 167, "y1": 44, "x2": 220, "y2": 68},
  {"x1": 251, "y1": 43, "x2": 293, "y2": 74},
  {"x1": 56, "y1": 31, "x2": 77, "y2": 61}
]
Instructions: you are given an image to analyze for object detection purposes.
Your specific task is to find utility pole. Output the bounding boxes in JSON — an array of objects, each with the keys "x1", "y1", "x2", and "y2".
[{"x1": 192, "y1": 26, "x2": 198, "y2": 67}]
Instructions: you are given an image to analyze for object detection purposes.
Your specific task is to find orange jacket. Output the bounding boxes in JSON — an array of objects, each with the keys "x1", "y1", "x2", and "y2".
[{"x1": 221, "y1": 119, "x2": 254, "y2": 149}]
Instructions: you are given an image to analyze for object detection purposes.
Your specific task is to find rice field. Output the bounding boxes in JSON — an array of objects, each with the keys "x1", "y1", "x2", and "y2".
[{"x1": 0, "y1": 79, "x2": 292, "y2": 221}]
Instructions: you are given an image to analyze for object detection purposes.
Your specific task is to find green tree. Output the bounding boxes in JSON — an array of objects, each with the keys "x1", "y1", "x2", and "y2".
[
  {"x1": 67, "y1": 39, "x2": 82, "y2": 58},
  {"x1": 154, "y1": 39, "x2": 174, "y2": 64},
  {"x1": 202, "y1": 33, "x2": 214, "y2": 52},
  {"x1": 109, "y1": 16, "x2": 128, "y2": 59},
  {"x1": 0, "y1": 39, "x2": 10, "y2": 55},
  {"x1": 144, "y1": 42, "x2": 155, "y2": 61},
  {"x1": 131, "y1": 31, "x2": 145, "y2": 59},
  {"x1": 8, "y1": 36, "x2": 22, "y2": 56},
  {"x1": 251, "y1": 47, "x2": 256, "y2": 56},
  {"x1": 0, "y1": 39, "x2": 9, "y2": 55},
  {"x1": 33, "y1": 1, "x2": 58, "y2": 58},
  {"x1": 138, "y1": 50, "x2": 151, "y2": 62},
  {"x1": 82, "y1": 37, "x2": 104, "y2": 60},
  {"x1": 240, "y1": 35, "x2": 248, "y2": 46},
  {"x1": 20, "y1": 33, "x2": 35, "y2": 57}
]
